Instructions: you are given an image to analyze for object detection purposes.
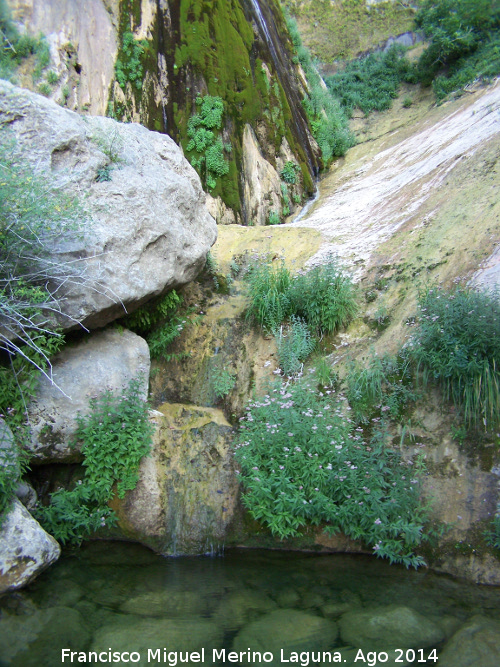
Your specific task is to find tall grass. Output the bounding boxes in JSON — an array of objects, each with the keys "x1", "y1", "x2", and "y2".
[{"x1": 409, "y1": 285, "x2": 500, "y2": 430}]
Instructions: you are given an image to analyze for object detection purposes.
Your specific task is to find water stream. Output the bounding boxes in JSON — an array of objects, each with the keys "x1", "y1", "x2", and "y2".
[{"x1": 1, "y1": 542, "x2": 499, "y2": 666}]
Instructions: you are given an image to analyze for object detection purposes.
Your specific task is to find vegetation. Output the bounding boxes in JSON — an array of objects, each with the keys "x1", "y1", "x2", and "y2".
[
  {"x1": 325, "y1": 45, "x2": 417, "y2": 117},
  {"x1": 285, "y1": 12, "x2": 355, "y2": 163},
  {"x1": 0, "y1": 0, "x2": 50, "y2": 82},
  {"x1": 409, "y1": 285, "x2": 500, "y2": 431},
  {"x1": 186, "y1": 95, "x2": 230, "y2": 190},
  {"x1": 280, "y1": 161, "x2": 301, "y2": 184},
  {"x1": 35, "y1": 378, "x2": 153, "y2": 545},
  {"x1": 276, "y1": 316, "x2": 315, "y2": 376},
  {"x1": 210, "y1": 364, "x2": 237, "y2": 399},
  {"x1": 235, "y1": 379, "x2": 429, "y2": 568},
  {"x1": 345, "y1": 353, "x2": 418, "y2": 425},
  {"x1": 115, "y1": 31, "x2": 148, "y2": 91},
  {"x1": 121, "y1": 289, "x2": 192, "y2": 362}
]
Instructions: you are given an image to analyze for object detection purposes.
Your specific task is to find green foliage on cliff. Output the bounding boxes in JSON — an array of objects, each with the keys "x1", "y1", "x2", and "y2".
[
  {"x1": 115, "y1": 31, "x2": 149, "y2": 91},
  {"x1": 0, "y1": 0, "x2": 50, "y2": 82},
  {"x1": 409, "y1": 285, "x2": 500, "y2": 431},
  {"x1": 235, "y1": 379, "x2": 429, "y2": 568},
  {"x1": 35, "y1": 378, "x2": 153, "y2": 545}
]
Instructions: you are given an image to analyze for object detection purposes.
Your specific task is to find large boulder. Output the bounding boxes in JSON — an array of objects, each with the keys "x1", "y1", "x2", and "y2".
[
  {"x1": 27, "y1": 328, "x2": 150, "y2": 463},
  {"x1": 111, "y1": 403, "x2": 239, "y2": 555},
  {"x1": 438, "y1": 615, "x2": 500, "y2": 667},
  {"x1": 0, "y1": 497, "x2": 61, "y2": 595},
  {"x1": 338, "y1": 605, "x2": 445, "y2": 651},
  {"x1": 0, "y1": 81, "x2": 217, "y2": 331}
]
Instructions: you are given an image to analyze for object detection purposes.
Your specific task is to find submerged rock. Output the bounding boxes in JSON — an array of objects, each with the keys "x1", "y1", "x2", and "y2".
[
  {"x1": 0, "y1": 81, "x2": 216, "y2": 332},
  {"x1": 233, "y1": 609, "x2": 338, "y2": 661},
  {"x1": 214, "y1": 590, "x2": 278, "y2": 630},
  {"x1": 0, "y1": 606, "x2": 90, "y2": 665},
  {"x1": 438, "y1": 615, "x2": 500, "y2": 667},
  {"x1": 112, "y1": 403, "x2": 238, "y2": 555},
  {"x1": 26, "y1": 328, "x2": 150, "y2": 463},
  {"x1": 0, "y1": 498, "x2": 60, "y2": 595},
  {"x1": 120, "y1": 590, "x2": 208, "y2": 618},
  {"x1": 339, "y1": 605, "x2": 445, "y2": 650}
]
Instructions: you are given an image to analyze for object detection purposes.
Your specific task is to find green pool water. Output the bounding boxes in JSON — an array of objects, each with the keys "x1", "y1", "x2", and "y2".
[{"x1": 1, "y1": 543, "x2": 499, "y2": 667}]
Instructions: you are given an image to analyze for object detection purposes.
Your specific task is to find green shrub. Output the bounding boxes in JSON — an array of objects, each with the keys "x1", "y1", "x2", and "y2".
[
  {"x1": 0, "y1": 2, "x2": 50, "y2": 82},
  {"x1": 210, "y1": 365, "x2": 236, "y2": 399},
  {"x1": 35, "y1": 378, "x2": 153, "y2": 544},
  {"x1": 276, "y1": 316, "x2": 315, "y2": 376},
  {"x1": 485, "y1": 510, "x2": 500, "y2": 549},
  {"x1": 280, "y1": 161, "x2": 300, "y2": 184},
  {"x1": 115, "y1": 31, "x2": 148, "y2": 91},
  {"x1": 345, "y1": 353, "x2": 418, "y2": 423},
  {"x1": 325, "y1": 45, "x2": 417, "y2": 118},
  {"x1": 235, "y1": 379, "x2": 429, "y2": 567},
  {"x1": 0, "y1": 426, "x2": 28, "y2": 525},
  {"x1": 267, "y1": 210, "x2": 281, "y2": 226},
  {"x1": 245, "y1": 259, "x2": 293, "y2": 331},
  {"x1": 290, "y1": 261, "x2": 358, "y2": 335},
  {"x1": 409, "y1": 285, "x2": 500, "y2": 430}
]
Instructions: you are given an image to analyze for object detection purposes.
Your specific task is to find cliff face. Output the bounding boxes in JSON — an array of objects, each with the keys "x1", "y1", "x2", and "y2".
[{"x1": 9, "y1": 0, "x2": 319, "y2": 223}]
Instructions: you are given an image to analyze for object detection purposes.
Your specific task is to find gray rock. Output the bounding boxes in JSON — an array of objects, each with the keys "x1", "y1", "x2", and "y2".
[
  {"x1": 438, "y1": 615, "x2": 500, "y2": 667},
  {"x1": 120, "y1": 590, "x2": 208, "y2": 618},
  {"x1": 233, "y1": 609, "x2": 338, "y2": 662},
  {"x1": 0, "y1": 606, "x2": 89, "y2": 666},
  {"x1": 339, "y1": 605, "x2": 445, "y2": 650},
  {"x1": 0, "y1": 81, "x2": 217, "y2": 332},
  {"x1": 14, "y1": 480, "x2": 38, "y2": 510},
  {"x1": 92, "y1": 616, "x2": 222, "y2": 666},
  {"x1": 214, "y1": 590, "x2": 278, "y2": 630},
  {"x1": 27, "y1": 328, "x2": 149, "y2": 462},
  {"x1": 0, "y1": 498, "x2": 61, "y2": 594}
]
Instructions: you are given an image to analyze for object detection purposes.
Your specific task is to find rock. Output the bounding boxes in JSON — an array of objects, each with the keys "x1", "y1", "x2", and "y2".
[
  {"x1": 15, "y1": 481, "x2": 38, "y2": 510},
  {"x1": 112, "y1": 403, "x2": 239, "y2": 555},
  {"x1": 26, "y1": 328, "x2": 150, "y2": 462},
  {"x1": 0, "y1": 81, "x2": 217, "y2": 331},
  {"x1": 214, "y1": 590, "x2": 278, "y2": 630},
  {"x1": 120, "y1": 590, "x2": 207, "y2": 617},
  {"x1": 0, "y1": 498, "x2": 61, "y2": 595},
  {"x1": 0, "y1": 606, "x2": 90, "y2": 666},
  {"x1": 340, "y1": 647, "x2": 413, "y2": 667},
  {"x1": 339, "y1": 605, "x2": 445, "y2": 650},
  {"x1": 438, "y1": 615, "x2": 500, "y2": 667},
  {"x1": 242, "y1": 124, "x2": 282, "y2": 226},
  {"x1": 233, "y1": 609, "x2": 338, "y2": 662},
  {"x1": 206, "y1": 193, "x2": 240, "y2": 225},
  {"x1": 91, "y1": 616, "x2": 222, "y2": 666}
]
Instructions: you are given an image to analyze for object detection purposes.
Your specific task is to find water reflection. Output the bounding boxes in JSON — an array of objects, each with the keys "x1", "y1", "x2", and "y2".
[{"x1": 1, "y1": 543, "x2": 499, "y2": 666}]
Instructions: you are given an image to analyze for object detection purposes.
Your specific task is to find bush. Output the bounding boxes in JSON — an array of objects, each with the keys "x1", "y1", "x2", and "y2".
[
  {"x1": 325, "y1": 45, "x2": 417, "y2": 117},
  {"x1": 0, "y1": 1, "x2": 50, "y2": 82},
  {"x1": 276, "y1": 316, "x2": 315, "y2": 376},
  {"x1": 115, "y1": 32, "x2": 148, "y2": 91},
  {"x1": 35, "y1": 378, "x2": 153, "y2": 544},
  {"x1": 280, "y1": 161, "x2": 300, "y2": 184},
  {"x1": 409, "y1": 285, "x2": 500, "y2": 430},
  {"x1": 290, "y1": 261, "x2": 358, "y2": 335},
  {"x1": 245, "y1": 259, "x2": 293, "y2": 331},
  {"x1": 345, "y1": 353, "x2": 418, "y2": 423},
  {"x1": 235, "y1": 380, "x2": 429, "y2": 567}
]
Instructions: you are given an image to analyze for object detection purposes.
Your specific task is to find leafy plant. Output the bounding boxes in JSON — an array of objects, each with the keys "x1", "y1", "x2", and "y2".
[
  {"x1": 235, "y1": 379, "x2": 430, "y2": 568},
  {"x1": 289, "y1": 261, "x2": 358, "y2": 335},
  {"x1": 0, "y1": 423, "x2": 28, "y2": 525},
  {"x1": 280, "y1": 161, "x2": 300, "y2": 184},
  {"x1": 267, "y1": 210, "x2": 281, "y2": 226},
  {"x1": 186, "y1": 96, "x2": 230, "y2": 191},
  {"x1": 245, "y1": 258, "x2": 293, "y2": 331},
  {"x1": 210, "y1": 364, "x2": 236, "y2": 399},
  {"x1": 345, "y1": 353, "x2": 417, "y2": 424},
  {"x1": 0, "y1": 1, "x2": 50, "y2": 82},
  {"x1": 96, "y1": 165, "x2": 112, "y2": 182},
  {"x1": 115, "y1": 31, "x2": 148, "y2": 91},
  {"x1": 35, "y1": 378, "x2": 153, "y2": 545},
  {"x1": 409, "y1": 285, "x2": 500, "y2": 430},
  {"x1": 276, "y1": 316, "x2": 315, "y2": 376},
  {"x1": 485, "y1": 509, "x2": 500, "y2": 549}
]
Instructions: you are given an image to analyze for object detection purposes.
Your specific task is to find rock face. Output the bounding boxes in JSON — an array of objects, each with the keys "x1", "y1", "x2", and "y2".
[
  {"x1": 338, "y1": 605, "x2": 445, "y2": 651},
  {"x1": 112, "y1": 404, "x2": 238, "y2": 555},
  {"x1": 27, "y1": 328, "x2": 150, "y2": 463},
  {"x1": 438, "y1": 615, "x2": 500, "y2": 667},
  {"x1": 0, "y1": 81, "x2": 217, "y2": 331},
  {"x1": 242, "y1": 124, "x2": 283, "y2": 226},
  {"x1": 0, "y1": 498, "x2": 61, "y2": 595}
]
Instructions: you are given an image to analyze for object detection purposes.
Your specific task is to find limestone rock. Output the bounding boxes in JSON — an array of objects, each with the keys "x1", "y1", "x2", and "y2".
[
  {"x1": 339, "y1": 605, "x2": 445, "y2": 650},
  {"x1": 233, "y1": 609, "x2": 338, "y2": 661},
  {"x1": 0, "y1": 498, "x2": 61, "y2": 595},
  {"x1": 0, "y1": 606, "x2": 89, "y2": 665},
  {"x1": 92, "y1": 616, "x2": 222, "y2": 664},
  {"x1": 27, "y1": 328, "x2": 150, "y2": 462},
  {"x1": 112, "y1": 404, "x2": 239, "y2": 555},
  {"x1": 242, "y1": 124, "x2": 282, "y2": 226},
  {"x1": 438, "y1": 615, "x2": 500, "y2": 667},
  {"x1": 0, "y1": 81, "x2": 217, "y2": 331},
  {"x1": 206, "y1": 193, "x2": 240, "y2": 225}
]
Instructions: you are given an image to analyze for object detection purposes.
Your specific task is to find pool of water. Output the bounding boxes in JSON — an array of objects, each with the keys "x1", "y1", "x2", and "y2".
[{"x1": 1, "y1": 543, "x2": 499, "y2": 667}]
